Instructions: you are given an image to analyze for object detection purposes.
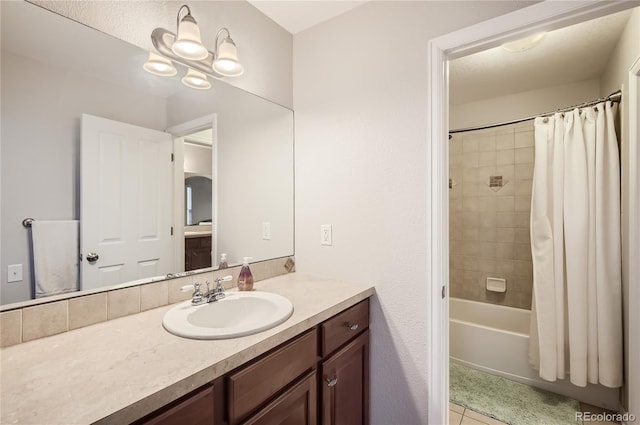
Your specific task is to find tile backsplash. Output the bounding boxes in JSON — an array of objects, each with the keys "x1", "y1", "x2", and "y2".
[
  {"x1": 449, "y1": 122, "x2": 534, "y2": 310},
  {"x1": 0, "y1": 256, "x2": 295, "y2": 348}
]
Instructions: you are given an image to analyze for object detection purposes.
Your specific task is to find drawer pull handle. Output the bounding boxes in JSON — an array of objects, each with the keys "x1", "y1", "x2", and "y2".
[
  {"x1": 347, "y1": 323, "x2": 359, "y2": 331},
  {"x1": 326, "y1": 377, "x2": 338, "y2": 387}
]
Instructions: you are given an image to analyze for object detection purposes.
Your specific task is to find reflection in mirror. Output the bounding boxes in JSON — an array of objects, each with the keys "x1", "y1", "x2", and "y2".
[
  {"x1": 185, "y1": 176, "x2": 212, "y2": 226},
  {"x1": 0, "y1": 2, "x2": 294, "y2": 305}
]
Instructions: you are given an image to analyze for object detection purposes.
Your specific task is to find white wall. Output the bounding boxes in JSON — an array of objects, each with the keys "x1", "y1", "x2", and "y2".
[
  {"x1": 293, "y1": 2, "x2": 534, "y2": 423},
  {"x1": 600, "y1": 7, "x2": 640, "y2": 414},
  {"x1": 0, "y1": 51, "x2": 167, "y2": 304},
  {"x1": 31, "y1": 0, "x2": 293, "y2": 108},
  {"x1": 450, "y1": 79, "x2": 600, "y2": 130},
  {"x1": 184, "y1": 143, "x2": 213, "y2": 176}
]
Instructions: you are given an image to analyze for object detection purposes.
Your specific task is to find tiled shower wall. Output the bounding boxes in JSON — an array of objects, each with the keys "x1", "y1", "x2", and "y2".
[{"x1": 449, "y1": 122, "x2": 535, "y2": 310}]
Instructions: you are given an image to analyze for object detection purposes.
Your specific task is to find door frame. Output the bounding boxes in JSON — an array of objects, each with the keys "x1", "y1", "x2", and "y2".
[
  {"x1": 166, "y1": 114, "x2": 218, "y2": 273},
  {"x1": 426, "y1": 1, "x2": 637, "y2": 423},
  {"x1": 628, "y1": 55, "x2": 640, "y2": 422}
]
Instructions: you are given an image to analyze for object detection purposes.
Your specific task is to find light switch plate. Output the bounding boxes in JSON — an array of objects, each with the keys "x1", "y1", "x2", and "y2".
[
  {"x1": 321, "y1": 224, "x2": 332, "y2": 246},
  {"x1": 262, "y1": 222, "x2": 271, "y2": 240},
  {"x1": 7, "y1": 264, "x2": 23, "y2": 283}
]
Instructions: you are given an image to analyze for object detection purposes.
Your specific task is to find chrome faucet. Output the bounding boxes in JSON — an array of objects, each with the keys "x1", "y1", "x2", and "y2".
[
  {"x1": 182, "y1": 276, "x2": 232, "y2": 306},
  {"x1": 205, "y1": 277, "x2": 228, "y2": 303}
]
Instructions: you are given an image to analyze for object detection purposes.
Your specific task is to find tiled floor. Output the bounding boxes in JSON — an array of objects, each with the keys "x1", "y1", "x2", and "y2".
[
  {"x1": 449, "y1": 402, "x2": 621, "y2": 425},
  {"x1": 449, "y1": 402, "x2": 508, "y2": 425}
]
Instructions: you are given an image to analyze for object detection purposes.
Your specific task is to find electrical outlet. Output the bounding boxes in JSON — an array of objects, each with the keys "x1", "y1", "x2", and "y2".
[
  {"x1": 7, "y1": 264, "x2": 23, "y2": 283},
  {"x1": 321, "y1": 224, "x2": 332, "y2": 246},
  {"x1": 262, "y1": 222, "x2": 271, "y2": 240}
]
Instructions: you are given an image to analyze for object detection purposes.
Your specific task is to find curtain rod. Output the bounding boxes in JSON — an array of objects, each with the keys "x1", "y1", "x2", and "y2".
[{"x1": 449, "y1": 90, "x2": 622, "y2": 136}]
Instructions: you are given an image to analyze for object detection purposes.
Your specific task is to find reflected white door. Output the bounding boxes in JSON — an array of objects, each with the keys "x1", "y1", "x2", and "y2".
[{"x1": 80, "y1": 114, "x2": 173, "y2": 290}]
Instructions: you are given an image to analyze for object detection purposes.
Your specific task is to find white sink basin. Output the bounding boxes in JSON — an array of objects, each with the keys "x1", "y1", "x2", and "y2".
[{"x1": 162, "y1": 291, "x2": 294, "y2": 339}]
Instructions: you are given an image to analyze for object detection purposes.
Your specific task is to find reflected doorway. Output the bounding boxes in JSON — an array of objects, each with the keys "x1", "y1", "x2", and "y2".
[{"x1": 182, "y1": 129, "x2": 214, "y2": 271}]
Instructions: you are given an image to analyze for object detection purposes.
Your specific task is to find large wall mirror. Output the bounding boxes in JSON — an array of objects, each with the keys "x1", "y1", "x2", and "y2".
[{"x1": 0, "y1": 1, "x2": 294, "y2": 306}]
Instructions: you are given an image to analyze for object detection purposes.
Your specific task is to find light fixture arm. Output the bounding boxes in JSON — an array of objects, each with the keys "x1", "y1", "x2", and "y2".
[
  {"x1": 215, "y1": 28, "x2": 231, "y2": 52},
  {"x1": 176, "y1": 5, "x2": 193, "y2": 31}
]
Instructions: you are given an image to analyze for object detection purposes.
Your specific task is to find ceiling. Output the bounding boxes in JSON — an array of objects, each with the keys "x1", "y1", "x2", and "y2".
[
  {"x1": 248, "y1": 1, "x2": 634, "y2": 107},
  {"x1": 450, "y1": 8, "x2": 634, "y2": 105},
  {"x1": 247, "y1": 1, "x2": 368, "y2": 34}
]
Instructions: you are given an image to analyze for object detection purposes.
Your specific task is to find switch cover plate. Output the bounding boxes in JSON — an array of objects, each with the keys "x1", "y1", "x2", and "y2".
[
  {"x1": 7, "y1": 264, "x2": 23, "y2": 283},
  {"x1": 321, "y1": 224, "x2": 332, "y2": 246},
  {"x1": 262, "y1": 222, "x2": 271, "y2": 240}
]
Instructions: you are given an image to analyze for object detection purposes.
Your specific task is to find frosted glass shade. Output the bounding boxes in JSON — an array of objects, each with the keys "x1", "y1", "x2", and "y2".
[
  {"x1": 143, "y1": 52, "x2": 177, "y2": 77},
  {"x1": 212, "y1": 39, "x2": 244, "y2": 77},
  {"x1": 172, "y1": 15, "x2": 208, "y2": 60},
  {"x1": 181, "y1": 68, "x2": 211, "y2": 90}
]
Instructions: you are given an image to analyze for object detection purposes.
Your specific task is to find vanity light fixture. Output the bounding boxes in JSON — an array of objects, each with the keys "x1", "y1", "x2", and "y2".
[
  {"x1": 145, "y1": 3, "x2": 245, "y2": 84},
  {"x1": 181, "y1": 68, "x2": 211, "y2": 90}
]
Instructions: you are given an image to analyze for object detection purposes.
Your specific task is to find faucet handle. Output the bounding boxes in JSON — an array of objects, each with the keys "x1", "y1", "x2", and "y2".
[
  {"x1": 190, "y1": 282, "x2": 205, "y2": 305},
  {"x1": 180, "y1": 282, "x2": 203, "y2": 293},
  {"x1": 214, "y1": 275, "x2": 232, "y2": 291},
  {"x1": 215, "y1": 275, "x2": 233, "y2": 284}
]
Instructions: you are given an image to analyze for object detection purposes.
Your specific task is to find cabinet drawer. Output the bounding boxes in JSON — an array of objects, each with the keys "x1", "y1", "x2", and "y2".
[
  {"x1": 185, "y1": 236, "x2": 212, "y2": 249},
  {"x1": 321, "y1": 300, "x2": 369, "y2": 357},
  {"x1": 228, "y1": 328, "x2": 318, "y2": 424},
  {"x1": 134, "y1": 384, "x2": 214, "y2": 425},
  {"x1": 201, "y1": 237, "x2": 212, "y2": 248}
]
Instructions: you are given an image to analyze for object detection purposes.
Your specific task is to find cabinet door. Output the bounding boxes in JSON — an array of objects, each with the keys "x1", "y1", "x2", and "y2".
[
  {"x1": 241, "y1": 370, "x2": 317, "y2": 425},
  {"x1": 135, "y1": 384, "x2": 214, "y2": 425},
  {"x1": 321, "y1": 330, "x2": 369, "y2": 425},
  {"x1": 185, "y1": 236, "x2": 212, "y2": 271}
]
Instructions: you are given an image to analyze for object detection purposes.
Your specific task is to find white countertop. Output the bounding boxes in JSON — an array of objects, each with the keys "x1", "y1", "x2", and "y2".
[
  {"x1": 0, "y1": 274, "x2": 375, "y2": 425},
  {"x1": 184, "y1": 231, "x2": 212, "y2": 238}
]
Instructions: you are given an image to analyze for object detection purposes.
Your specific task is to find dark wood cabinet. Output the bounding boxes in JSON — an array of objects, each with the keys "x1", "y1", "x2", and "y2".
[
  {"x1": 134, "y1": 384, "x2": 214, "y2": 425},
  {"x1": 185, "y1": 235, "x2": 212, "y2": 271},
  {"x1": 134, "y1": 299, "x2": 369, "y2": 425},
  {"x1": 321, "y1": 331, "x2": 369, "y2": 425},
  {"x1": 227, "y1": 329, "x2": 318, "y2": 424},
  {"x1": 241, "y1": 371, "x2": 317, "y2": 425}
]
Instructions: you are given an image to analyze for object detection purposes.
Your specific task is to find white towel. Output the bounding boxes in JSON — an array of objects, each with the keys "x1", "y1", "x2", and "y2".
[{"x1": 31, "y1": 220, "x2": 79, "y2": 298}]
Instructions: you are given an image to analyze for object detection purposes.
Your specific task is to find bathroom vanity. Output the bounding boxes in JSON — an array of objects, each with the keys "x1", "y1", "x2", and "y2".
[
  {"x1": 0, "y1": 274, "x2": 374, "y2": 425},
  {"x1": 135, "y1": 300, "x2": 369, "y2": 425}
]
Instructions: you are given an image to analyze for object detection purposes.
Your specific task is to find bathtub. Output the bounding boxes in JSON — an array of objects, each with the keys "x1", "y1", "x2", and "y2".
[{"x1": 449, "y1": 297, "x2": 620, "y2": 410}]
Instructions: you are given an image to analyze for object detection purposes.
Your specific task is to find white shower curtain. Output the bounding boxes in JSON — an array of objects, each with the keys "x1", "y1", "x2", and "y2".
[{"x1": 528, "y1": 101, "x2": 622, "y2": 388}]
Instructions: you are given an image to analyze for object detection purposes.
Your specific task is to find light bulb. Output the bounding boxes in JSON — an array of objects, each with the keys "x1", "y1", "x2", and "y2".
[
  {"x1": 143, "y1": 52, "x2": 177, "y2": 77},
  {"x1": 181, "y1": 69, "x2": 211, "y2": 90},
  {"x1": 172, "y1": 14, "x2": 208, "y2": 60}
]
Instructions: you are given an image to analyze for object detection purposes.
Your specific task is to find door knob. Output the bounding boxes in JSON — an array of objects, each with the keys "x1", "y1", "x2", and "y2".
[{"x1": 86, "y1": 252, "x2": 99, "y2": 263}]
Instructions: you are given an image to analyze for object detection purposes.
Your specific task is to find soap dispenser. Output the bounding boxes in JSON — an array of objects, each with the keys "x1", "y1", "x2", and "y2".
[
  {"x1": 237, "y1": 257, "x2": 253, "y2": 291},
  {"x1": 218, "y1": 253, "x2": 228, "y2": 270}
]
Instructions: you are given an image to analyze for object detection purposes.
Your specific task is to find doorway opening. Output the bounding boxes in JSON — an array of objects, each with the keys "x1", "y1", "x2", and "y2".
[
  {"x1": 427, "y1": 2, "x2": 640, "y2": 424},
  {"x1": 166, "y1": 114, "x2": 217, "y2": 273}
]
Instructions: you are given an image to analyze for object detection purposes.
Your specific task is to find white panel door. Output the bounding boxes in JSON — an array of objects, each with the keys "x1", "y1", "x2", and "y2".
[{"x1": 81, "y1": 114, "x2": 173, "y2": 290}]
